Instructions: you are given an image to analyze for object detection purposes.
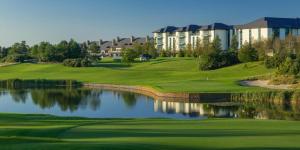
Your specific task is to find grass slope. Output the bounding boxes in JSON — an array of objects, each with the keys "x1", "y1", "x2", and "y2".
[
  {"x1": 0, "y1": 58, "x2": 274, "y2": 92},
  {"x1": 0, "y1": 113, "x2": 300, "y2": 150}
]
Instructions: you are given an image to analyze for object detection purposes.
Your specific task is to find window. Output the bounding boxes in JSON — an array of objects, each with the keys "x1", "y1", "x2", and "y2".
[
  {"x1": 272, "y1": 28, "x2": 280, "y2": 39},
  {"x1": 239, "y1": 30, "x2": 243, "y2": 45},
  {"x1": 173, "y1": 38, "x2": 176, "y2": 50},
  {"x1": 285, "y1": 28, "x2": 291, "y2": 36},
  {"x1": 258, "y1": 28, "x2": 261, "y2": 41},
  {"x1": 249, "y1": 29, "x2": 252, "y2": 44}
]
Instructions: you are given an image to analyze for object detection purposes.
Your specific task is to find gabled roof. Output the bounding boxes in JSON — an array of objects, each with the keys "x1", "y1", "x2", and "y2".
[
  {"x1": 153, "y1": 26, "x2": 178, "y2": 33},
  {"x1": 176, "y1": 25, "x2": 200, "y2": 32},
  {"x1": 200, "y1": 23, "x2": 232, "y2": 30},
  {"x1": 99, "y1": 37, "x2": 153, "y2": 51},
  {"x1": 235, "y1": 17, "x2": 300, "y2": 29}
]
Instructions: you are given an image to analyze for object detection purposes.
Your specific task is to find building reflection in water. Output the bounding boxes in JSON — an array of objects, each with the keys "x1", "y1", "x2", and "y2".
[{"x1": 154, "y1": 100, "x2": 238, "y2": 118}]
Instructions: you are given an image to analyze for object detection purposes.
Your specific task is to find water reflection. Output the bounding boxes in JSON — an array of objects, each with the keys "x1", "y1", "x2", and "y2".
[
  {"x1": 0, "y1": 87, "x2": 300, "y2": 120},
  {"x1": 5, "y1": 89, "x2": 102, "y2": 112},
  {"x1": 154, "y1": 100, "x2": 238, "y2": 118}
]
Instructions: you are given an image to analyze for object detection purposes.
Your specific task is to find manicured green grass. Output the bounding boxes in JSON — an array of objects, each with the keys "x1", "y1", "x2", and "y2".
[
  {"x1": 0, "y1": 113, "x2": 299, "y2": 150},
  {"x1": 0, "y1": 58, "x2": 274, "y2": 92}
]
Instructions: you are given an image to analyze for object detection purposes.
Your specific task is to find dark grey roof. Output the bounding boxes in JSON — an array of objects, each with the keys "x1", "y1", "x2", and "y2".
[
  {"x1": 99, "y1": 37, "x2": 153, "y2": 51},
  {"x1": 100, "y1": 41, "x2": 112, "y2": 51},
  {"x1": 200, "y1": 23, "x2": 232, "y2": 30},
  {"x1": 235, "y1": 17, "x2": 300, "y2": 29},
  {"x1": 176, "y1": 25, "x2": 200, "y2": 32},
  {"x1": 153, "y1": 26, "x2": 178, "y2": 33}
]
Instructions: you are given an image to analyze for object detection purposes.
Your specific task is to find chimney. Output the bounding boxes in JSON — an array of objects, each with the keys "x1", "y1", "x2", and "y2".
[
  {"x1": 112, "y1": 39, "x2": 116, "y2": 45},
  {"x1": 130, "y1": 36, "x2": 135, "y2": 43},
  {"x1": 99, "y1": 39, "x2": 103, "y2": 46}
]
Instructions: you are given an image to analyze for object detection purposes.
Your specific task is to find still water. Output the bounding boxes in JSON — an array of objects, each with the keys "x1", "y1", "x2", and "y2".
[{"x1": 0, "y1": 87, "x2": 299, "y2": 120}]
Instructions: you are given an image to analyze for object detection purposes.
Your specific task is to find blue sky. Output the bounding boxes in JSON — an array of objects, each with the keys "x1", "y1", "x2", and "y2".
[{"x1": 0, "y1": 0, "x2": 300, "y2": 46}]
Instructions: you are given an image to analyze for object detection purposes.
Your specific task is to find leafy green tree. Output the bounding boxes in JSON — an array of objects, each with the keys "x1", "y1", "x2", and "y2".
[
  {"x1": 185, "y1": 43, "x2": 193, "y2": 57},
  {"x1": 6, "y1": 41, "x2": 30, "y2": 62},
  {"x1": 56, "y1": 40, "x2": 69, "y2": 61},
  {"x1": 284, "y1": 33, "x2": 296, "y2": 54},
  {"x1": 133, "y1": 42, "x2": 144, "y2": 56},
  {"x1": 31, "y1": 42, "x2": 56, "y2": 62},
  {"x1": 144, "y1": 42, "x2": 158, "y2": 58},
  {"x1": 0, "y1": 46, "x2": 8, "y2": 59},
  {"x1": 194, "y1": 38, "x2": 203, "y2": 57},
  {"x1": 67, "y1": 39, "x2": 85, "y2": 59},
  {"x1": 121, "y1": 48, "x2": 138, "y2": 63},
  {"x1": 252, "y1": 40, "x2": 266, "y2": 61},
  {"x1": 88, "y1": 42, "x2": 100, "y2": 53},
  {"x1": 210, "y1": 35, "x2": 222, "y2": 54}
]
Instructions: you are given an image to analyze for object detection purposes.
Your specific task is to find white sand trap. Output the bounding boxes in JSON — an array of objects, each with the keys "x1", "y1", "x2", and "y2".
[{"x1": 240, "y1": 80, "x2": 292, "y2": 90}]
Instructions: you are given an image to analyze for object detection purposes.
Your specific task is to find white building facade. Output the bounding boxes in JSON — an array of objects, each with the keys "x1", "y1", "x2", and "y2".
[{"x1": 153, "y1": 17, "x2": 300, "y2": 51}]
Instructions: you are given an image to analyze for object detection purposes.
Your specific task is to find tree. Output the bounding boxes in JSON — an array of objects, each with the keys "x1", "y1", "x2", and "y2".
[
  {"x1": 67, "y1": 39, "x2": 85, "y2": 59},
  {"x1": 194, "y1": 38, "x2": 202, "y2": 57},
  {"x1": 230, "y1": 34, "x2": 239, "y2": 52},
  {"x1": 273, "y1": 38, "x2": 285, "y2": 56},
  {"x1": 252, "y1": 40, "x2": 266, "y2": 61},
  {"x1": 0, "y1": 46, "x2": 8, "y2": 59},
  {"x1": 238, "y1": 42, "x2": 258, "y2": 63},
  {"x1": 210, "y1": 35, "x2": 222, "y2": 54},
  {"x1": 88, "y1": 42, "x2": 100, "y2": 53},
  {"x1": 284, "y1": 33, "x2": 296, "y2": 53},
  {"x1": 144, "y1": 42, "x2": 158, "y2": 58},
  {"x1": 185, "y1": 43, "x2": 193, "y2": 57},
  {"x1": 121, "y1": 48, "x2": 138, "y2": 63},
  {"x1": 133, "y1": 42, "x2": 144, "y2": 56},
  {"x1": 6, "y1": 41, "x2": 30, "y2": 62},
  {"x1": 56, "y1": 40, "x2": 69, "y2": 61},
  {"x1": 199, "y1": 36, "x2": 222, "y2": 70},
  {"x1": 31, "y1": 42, "x2": 56, "y2": 62}
]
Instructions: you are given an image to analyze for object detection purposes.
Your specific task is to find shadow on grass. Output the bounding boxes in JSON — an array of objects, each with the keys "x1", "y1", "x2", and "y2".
[
  {"x1": 149, "y1": 58, "x2": 178, "y2": 65},
  {"x1": 1, "y1": 141, "x2": 299, "y2": 150},
  {"x1": 92, "y1": 63, "x2": 130, "y2": 68},
  {"x1": 61, "y1": 128, "x2": 300, "y2": 139}
]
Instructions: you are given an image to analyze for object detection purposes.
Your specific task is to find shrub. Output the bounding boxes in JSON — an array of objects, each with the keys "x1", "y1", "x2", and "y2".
[
  {"x1": 80, "y1": 58, "x2": 92, "y2": 67},
  {"x1": 4, "y1": 54, "x2": 30, "y2": 63},
  {"x1": 63, "y1": 58, "x2": 91, "y2": 67},
  {"x1": 177, "y1": 50, "x2": 185, "y2": 57},
  {"x1": 269, "y1": 75, "x2": 298, "y2": 85},
  {"x1": 159, "y1": 50, "x2": 171, "y2": 57},
  {"x1": 238, "y1": 43, "x2": 258, "y2": 63}
]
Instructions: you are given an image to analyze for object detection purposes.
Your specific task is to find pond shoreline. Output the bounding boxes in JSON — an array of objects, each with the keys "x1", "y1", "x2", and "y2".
[{"x1": 84, "y1": 83, "x2": 231, "y2": 102}]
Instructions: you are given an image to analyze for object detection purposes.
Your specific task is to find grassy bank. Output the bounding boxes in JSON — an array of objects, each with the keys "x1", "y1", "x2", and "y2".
[
  {"x1": 0, "y1": 58, "x2": 274, "y2": 92},
  {"x1": 0, "y1": 113, "x2": 299, "y2": 150}
]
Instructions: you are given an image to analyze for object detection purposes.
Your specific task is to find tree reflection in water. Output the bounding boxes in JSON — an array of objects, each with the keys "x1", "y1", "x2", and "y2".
[
  {"x1": 1, "y1": 79, "x2": 300, "y2": 120},
  {"x1": 9, "y1": 88, "x2": 102, "y2": 112}
]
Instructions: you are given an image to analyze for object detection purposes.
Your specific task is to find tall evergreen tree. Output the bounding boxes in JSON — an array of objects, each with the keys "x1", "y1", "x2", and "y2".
[{"x1": 230, "y1": 35, "x2": 239, "y2": 52}]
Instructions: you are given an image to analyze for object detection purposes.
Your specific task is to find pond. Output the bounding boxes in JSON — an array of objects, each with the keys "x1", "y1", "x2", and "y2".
[{"x1": 0, "y1": 86, "x2": 299, "y2": 120}]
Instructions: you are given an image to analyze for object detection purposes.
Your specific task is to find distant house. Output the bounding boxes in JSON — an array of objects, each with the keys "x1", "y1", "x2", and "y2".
[{"x1": 86, "y1": 36, "x2": 153, "y2": 57}]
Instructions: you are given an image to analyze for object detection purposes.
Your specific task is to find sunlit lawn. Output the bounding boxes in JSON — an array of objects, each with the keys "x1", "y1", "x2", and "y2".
[
  {"x1": 0, "y1": 113, "x2": 300, "y2": 150},
  {"x1": 0, "y1": 57, "x2": 274, "y2": 92}
]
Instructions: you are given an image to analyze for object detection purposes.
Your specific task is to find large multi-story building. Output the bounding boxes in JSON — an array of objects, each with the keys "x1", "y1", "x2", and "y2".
[{"x1": 153, "y1": 17, "x2": 300, "y2": 51}]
